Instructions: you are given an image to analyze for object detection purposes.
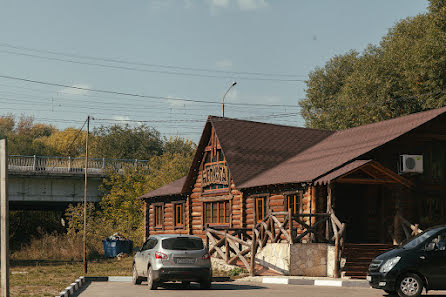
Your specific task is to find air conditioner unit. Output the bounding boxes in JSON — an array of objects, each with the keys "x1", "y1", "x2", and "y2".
[{"x1": 399, "y1": 155, "x2": 423, "y2": 174}]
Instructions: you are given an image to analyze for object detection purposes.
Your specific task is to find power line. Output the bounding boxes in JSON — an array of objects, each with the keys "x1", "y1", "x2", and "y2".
[
  {"x1": 0, "y1": 82, "x2": 300, "y2": 111},
  {"x1": 0, "y1": 49, "x2": 305, "y2": 82},
  {"x1": 0, "y1": 42, "x2": 306, "y2": 79},
  {"x1": 0, "y1": 74, "x2": 301, "y2": 107},
  {"x1": 66, "y1": 118, "x2": 88, "y2": 152}
]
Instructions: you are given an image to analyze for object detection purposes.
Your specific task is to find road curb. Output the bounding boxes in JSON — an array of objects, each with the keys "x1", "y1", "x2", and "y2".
[
  {"x1": 261, "y1": 277, "x2": 370, "y2": 288},
  {"x1": 56, "y1": 276, "x2": 86, "y2": 297},
  {"x1": 56, "y1": 275, "x2": 232, "y2": 296}
]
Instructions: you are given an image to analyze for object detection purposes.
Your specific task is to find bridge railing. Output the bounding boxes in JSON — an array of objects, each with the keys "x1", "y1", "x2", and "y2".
[{"x1": 8, "y1": 155, "x2": 149, "y2": 175}]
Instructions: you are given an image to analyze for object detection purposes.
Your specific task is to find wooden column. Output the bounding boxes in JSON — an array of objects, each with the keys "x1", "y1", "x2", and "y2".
[
  {"x1": 143, "y1": 201, "x2": 149, "y2": 240},
  {"x1": 393, "y1": 198, "x2": 401, "y2": 245},
  {"x1": 250, "y1": 226, "x2": 257, "y2": 276},
  {"x1": 1, "y1": 139, "x2": 9, "y2": 297}
]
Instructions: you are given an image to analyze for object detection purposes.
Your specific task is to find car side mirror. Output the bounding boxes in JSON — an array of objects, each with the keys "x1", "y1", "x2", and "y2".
[{"x1": 425, "y1": 242, "x2": 436, "y2": 252}]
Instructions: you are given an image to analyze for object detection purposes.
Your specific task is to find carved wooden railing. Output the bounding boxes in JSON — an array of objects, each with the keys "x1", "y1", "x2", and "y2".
[
  {"x1": 389, "y1": 213, "x2": 423, "y2": 245},
  {"x1": 205, "y1": 210, "x2": 347, "y2": 277},
  {"x1": 205, "y1": 227, "x2": 253, "y2": 273},
  {"x1": 329, "y1": 211, "x2": 346, "y2": 278}
]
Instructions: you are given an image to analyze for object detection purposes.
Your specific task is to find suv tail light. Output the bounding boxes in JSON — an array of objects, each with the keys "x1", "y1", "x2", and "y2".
[
  {"x1": 202, "y1": 253, "x2": 210, "y2": 260},
  {"x1": 155, "y1": 251, "x2": 168, "y2": 260}
]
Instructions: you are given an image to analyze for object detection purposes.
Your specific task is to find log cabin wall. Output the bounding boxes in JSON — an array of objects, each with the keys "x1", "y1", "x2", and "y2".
[{"x1": 146, "y1": 196, "x2": 189, "y2": 236}]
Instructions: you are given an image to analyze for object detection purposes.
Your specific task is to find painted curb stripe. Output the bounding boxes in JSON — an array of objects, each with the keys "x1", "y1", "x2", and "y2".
[
  {"x1": 108, "y1": 276, "x2": 133, "y2": 282},
  {"x1": 314, "y1": 280, "x2": 343, "y2": 287},
  {"x1": 288, "y1": 279, "x2": 315, "y2": 286},
  {"x1": 262, "y1": 277, "x2": 289, "y2": 284}
]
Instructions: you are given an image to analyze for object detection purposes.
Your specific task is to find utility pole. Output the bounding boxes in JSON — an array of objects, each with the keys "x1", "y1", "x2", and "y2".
[
  {"x1": 83, "y1": 116, "x2": 90, "y2": 275},
  {"x1": 222, "y1": 81, "x2": 237, "y2": 118},
  {"x1": 1, "y1": 139, "x2": 9, "y2": 297}
]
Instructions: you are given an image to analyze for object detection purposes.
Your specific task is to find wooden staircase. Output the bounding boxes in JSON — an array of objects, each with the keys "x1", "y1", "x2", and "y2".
[{"x1": 342, "y1": 243, "x2": 395, "y2": 279}]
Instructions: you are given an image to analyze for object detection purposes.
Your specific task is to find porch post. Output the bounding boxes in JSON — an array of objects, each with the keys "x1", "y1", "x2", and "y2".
[
  {"x1": 393, "y1": 199, "x2": 401, "y2": 245},
  {"x1": 326, "y1": 184, "x2": 333, "y2": 239}
]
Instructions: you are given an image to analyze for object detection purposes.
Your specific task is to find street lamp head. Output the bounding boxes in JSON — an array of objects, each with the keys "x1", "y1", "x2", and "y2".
[{"x1": 231, "y1": 81, "x2": 237, "y2": 86}]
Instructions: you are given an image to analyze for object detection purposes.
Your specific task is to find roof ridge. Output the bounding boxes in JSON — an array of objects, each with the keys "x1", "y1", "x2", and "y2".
[
  {"x1": 207, "y1": 115, "x2": 333, "y2": 133},
  {"x1": 336, "y1": 106, "x2": 446, "y2": 133}
]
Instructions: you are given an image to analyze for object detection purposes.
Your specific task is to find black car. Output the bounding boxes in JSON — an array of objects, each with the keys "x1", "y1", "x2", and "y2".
[{"x1": 368, "y1": 225, "x2": 446, "y2": 297}]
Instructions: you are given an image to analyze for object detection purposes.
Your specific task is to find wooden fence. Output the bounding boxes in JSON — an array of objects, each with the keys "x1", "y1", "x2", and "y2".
[{"x1": 205, "y1": 210, "x2": 346, "y2": 276}]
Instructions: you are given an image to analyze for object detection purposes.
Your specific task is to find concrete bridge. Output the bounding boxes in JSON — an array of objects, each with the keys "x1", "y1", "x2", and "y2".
[{"x1": 8, "y1": 155, "x2": 149, "y2": 210}]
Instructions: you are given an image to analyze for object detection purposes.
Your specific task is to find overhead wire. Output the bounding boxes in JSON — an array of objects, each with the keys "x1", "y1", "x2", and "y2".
[
  {"x1": 0, "y1": 49, "x2": 304, "y2": 82},
  {"x1": 0, "y1": 74, "x2": 301, "y2": 107},
  {"x1": 0, "y1": 42, "x2": 306, "y2": 79}
]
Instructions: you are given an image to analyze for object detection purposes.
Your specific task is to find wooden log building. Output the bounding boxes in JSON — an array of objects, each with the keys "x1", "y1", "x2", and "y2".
[{"x1": 139, "y1": 107, "x2": 446, "y2": 277}]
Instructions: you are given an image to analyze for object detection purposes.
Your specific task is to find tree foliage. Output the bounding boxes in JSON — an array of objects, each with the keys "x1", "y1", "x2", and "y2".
[
  {"x1": 90, "y1": 124, "x2": 163, "y2": 160},
  {"x1": 300, "y1": 0, "x2": 446, "y2": 130}
]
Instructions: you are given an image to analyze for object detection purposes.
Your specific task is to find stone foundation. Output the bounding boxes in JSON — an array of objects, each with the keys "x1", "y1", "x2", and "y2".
[
  {"x1": 255, "y1": 243, "x2": 290, "y2": 275},
  {"x1": 289, "y1": 243, "x2": 335, "y2": 277}
]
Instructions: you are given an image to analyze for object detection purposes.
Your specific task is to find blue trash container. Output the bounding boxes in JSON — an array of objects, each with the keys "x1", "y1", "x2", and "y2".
[{"x1": 102, "y1": 239, "x2": 133, "y2": 258}]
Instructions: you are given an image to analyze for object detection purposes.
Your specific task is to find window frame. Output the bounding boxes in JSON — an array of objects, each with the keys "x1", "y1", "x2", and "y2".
[
  {"x1": 173, "y1": 201, "x2": 185, "y2": 229},
  {"x1": 255, "y1": 196, "x2": 268, "y2": 223},
  {"x1": 204, "y1": 200, "x2": 231, "y2": 226},
  {"x1": 153, "y1": 203, "x2": 164, "y2": 229},
  {"x1": 286, "y1": 192, "x2": 302, "y2": 215}
]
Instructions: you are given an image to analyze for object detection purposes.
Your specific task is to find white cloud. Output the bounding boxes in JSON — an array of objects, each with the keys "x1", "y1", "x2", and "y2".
[
  {"x1": 207, "y1": 0, "x2": 267, "y2": 11},
  {"x1": 215, "y1": 59, "x2": 233, "y2": 70},
  {"x1": 59, "y1": 84, "x2": 90, "y2": 96},
  {"x1": 184, "y1": 0, "x2": 193, "y2": 8},
  {"x1": 236, "y1": 0, "x2": 267, "y2": 11},
  {"x1": 113, "y1": 115, "x2": 130, "y2": 122},
  {"x1": 208, "y1": 0, "x2": 230, "y2": 8}
]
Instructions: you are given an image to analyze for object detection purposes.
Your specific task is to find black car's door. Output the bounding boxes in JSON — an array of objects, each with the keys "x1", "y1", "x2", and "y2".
[{"x1": 419, "y1": 232, "x2": 446, "y2": 290}]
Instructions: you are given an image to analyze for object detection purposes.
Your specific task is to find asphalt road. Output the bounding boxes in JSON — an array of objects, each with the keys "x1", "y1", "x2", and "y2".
[{"x1": 75, "y1": 281, "x2": 446, "y2": 297}]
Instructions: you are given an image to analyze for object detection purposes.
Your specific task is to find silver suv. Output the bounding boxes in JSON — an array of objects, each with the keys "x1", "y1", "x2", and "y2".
[{"x1": 132, "y1": 234, "x2": 212, "y2": 290}]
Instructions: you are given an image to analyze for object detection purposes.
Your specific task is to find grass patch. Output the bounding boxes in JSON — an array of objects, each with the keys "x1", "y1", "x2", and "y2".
[{"x1": 6, "y1": 257, "x2": 133, "y2": 297}]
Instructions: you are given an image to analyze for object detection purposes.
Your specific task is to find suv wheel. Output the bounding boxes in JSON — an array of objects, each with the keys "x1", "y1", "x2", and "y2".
[
  {"x1": 132, "y1": 264, "x2": 142, "y2": 285},
  {"x1": 397, "y1": 273, "x2": 423, "y2": 297},
  {"x1": 147, "y1": 266, "x2": 158, "y2": 290}
]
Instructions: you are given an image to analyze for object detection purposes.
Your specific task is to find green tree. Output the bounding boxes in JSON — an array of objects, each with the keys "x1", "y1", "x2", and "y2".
[
  {"x1": 36, "y1": 128, "x2": 86, "y2": 157},
  {"x1": 91, "y1": 124, "x2": 163, "y2": 160},
  {"x1": 300, "y1": 0, "x2": 446, "y2": 130},
  {"x1": 163, "y1": 136, "x2": 196, "y2": 156}
]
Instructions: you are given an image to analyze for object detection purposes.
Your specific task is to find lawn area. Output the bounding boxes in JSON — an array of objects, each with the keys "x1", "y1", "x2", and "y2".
[{"x1": 8, "y1": 257, "x2": 133, "y2": 297}]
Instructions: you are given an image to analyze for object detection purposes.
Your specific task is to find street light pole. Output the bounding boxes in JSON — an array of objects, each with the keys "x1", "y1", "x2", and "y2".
[{"x1": 222, "y1": 81, "x2": 237, "y2": 118}]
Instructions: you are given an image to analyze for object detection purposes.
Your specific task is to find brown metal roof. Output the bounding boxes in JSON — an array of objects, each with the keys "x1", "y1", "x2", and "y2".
[
  {"x1": 140, "y1": 106, "x2": 446, "y2": 199},
  {"x1": 203, "y1": 116, "x2": 334, "y2": 188},
  {"x1": 139, "y1": 176, "x2": 186, "y2": 199},
  {"x1": 313, "y1": 160, "x2": 413, "y2": 188},
  {"x1": 239, "y1": 107, "x2": 446, "y2": 188},
  {"x1": 313, "y1": 160, "x2": 372, "y2": 185}
]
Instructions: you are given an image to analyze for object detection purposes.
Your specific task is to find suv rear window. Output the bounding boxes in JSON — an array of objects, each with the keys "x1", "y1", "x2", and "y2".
[{"x1": 162, "y1": 237, "x2": 204, "y2": 250}]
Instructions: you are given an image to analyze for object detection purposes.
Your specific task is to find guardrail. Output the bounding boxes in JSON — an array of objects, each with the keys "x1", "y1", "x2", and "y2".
[{"x1": 8, "y1": 155, "x2": 149, "y2": 175}]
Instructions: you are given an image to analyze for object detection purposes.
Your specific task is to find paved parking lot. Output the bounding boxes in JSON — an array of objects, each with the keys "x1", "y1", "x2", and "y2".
[{"x1": 74, "y1": 280, "x2": 446, "y2": 297}]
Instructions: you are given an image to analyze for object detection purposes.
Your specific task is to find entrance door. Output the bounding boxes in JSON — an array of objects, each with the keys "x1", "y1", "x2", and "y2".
[{"x1": 334, "y1": 184, "x2": 383, "y2": 243}]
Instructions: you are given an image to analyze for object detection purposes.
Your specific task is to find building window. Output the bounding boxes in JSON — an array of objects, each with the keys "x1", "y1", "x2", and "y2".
[
  {"x1": 255, "y1": 196, "x2": 267, "y2": 222},
  {"x1": 154, "y1": 205, "x2": 163, "y2": 227},
  {"x1": 174, "y1": 203, "x2": 184, "y2": 227},
  {"x1": 204, "y1": 200, "x2": 230, "y2": 224},
  {"x1": 287, "y1": 193, "x2": 301, "y2": 215}
]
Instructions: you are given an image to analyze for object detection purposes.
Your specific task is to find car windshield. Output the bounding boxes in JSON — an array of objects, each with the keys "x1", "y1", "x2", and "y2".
[
  {"x1": 402, "y1": 229, "x2": 438, "y2": 249},
  {"x1": 162, "y1": 237, "x2": 204, "y2": 250}
]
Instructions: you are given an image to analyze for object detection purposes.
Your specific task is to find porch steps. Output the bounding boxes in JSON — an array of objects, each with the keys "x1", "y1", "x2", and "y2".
[{"x1": 342, "y1": 243, "x2": 395, "y2": 279}]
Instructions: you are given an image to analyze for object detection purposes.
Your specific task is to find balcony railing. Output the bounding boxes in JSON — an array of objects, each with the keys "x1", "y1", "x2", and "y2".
[{"x1": 8, "y1": 155, "x2": 149, "y2": 175}]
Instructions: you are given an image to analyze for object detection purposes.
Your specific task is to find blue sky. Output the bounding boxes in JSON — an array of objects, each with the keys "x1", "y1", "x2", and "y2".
[{"x1": 0, "y1": 0, "x2": 428, "y2": 142}]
